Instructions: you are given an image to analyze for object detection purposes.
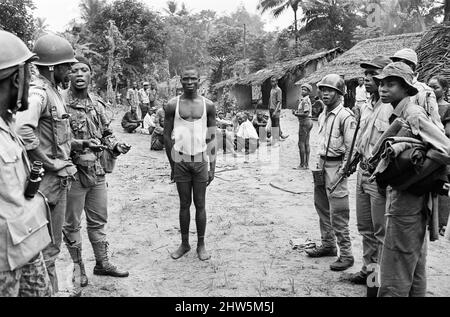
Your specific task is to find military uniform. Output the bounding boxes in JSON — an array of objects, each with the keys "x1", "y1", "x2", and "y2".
[
  {"x1": 15, "y1": 74, "x2": 82, "y2": 293},
  {"x1": 355, "y1": 97, "x2": 393, "y2": 276},
  {"x1": 378, "y1": 97, "x2": 450, "y2": 297},
  {"x1": 0, "y1": 117, "x2": 51, "y2": 297},
  {"x1": 412, "y1": 79, "x2": 445, "y2": 132},
  {"x1": 62, "y1": 89, "x2": 120, "y2": 247},
  {"x1": 314, "y1": 103, "x2": 356, "y2": 260}
]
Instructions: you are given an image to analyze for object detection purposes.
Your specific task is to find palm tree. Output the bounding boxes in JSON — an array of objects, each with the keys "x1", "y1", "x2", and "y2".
[
  {"x1": 80, "y1": 0, "x2": 105, "y2": 25},
  {"x1": 445, "y1": 0, "x2": 450, "y2": 22},
  {"x1": 257, "y1": 0, "x2": 302, "y2": 44},
  {"x1": 33, "y1": 17, "x2": 49, "y2": 39},
  {"x1": 164, "y1": 0, "x2": 178, "y2": 16}
]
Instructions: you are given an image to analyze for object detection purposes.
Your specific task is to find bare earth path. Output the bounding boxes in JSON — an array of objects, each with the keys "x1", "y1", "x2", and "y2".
[{"x1": 57, "y1": 110, "x2": 450, "y2": 297}]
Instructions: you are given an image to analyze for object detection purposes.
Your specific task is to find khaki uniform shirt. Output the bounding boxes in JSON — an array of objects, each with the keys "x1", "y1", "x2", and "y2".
[
  {"x1": 298, "y1": 96, "x2": 312, "y2": 119},
  {"x1": 61, "y1": 89, "x2": 120, "y2": 176},
  {"x1": 15, "y1": 74, "x2": 78, "y2": 175},
  {"x1": 391, "y1": 97, "x2": 450, "y2": 156},
  {"x1": 0, "y1": 117, "x2": 48, "y2": 271},
  {"x1": 356, "y1": 97, "x2": 393, "y2": 160},
  {"x1": 318, "y1": 104, "x2": 356, "y2": 168}
]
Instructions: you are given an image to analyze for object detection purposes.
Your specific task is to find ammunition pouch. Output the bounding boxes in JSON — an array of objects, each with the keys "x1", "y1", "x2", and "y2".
[
  {"x1": 100, "y1": 149, "x2": 117, "y2": 174},
  {"x1": 76, "y1": 152, "x2": 98, "y2": 188}
]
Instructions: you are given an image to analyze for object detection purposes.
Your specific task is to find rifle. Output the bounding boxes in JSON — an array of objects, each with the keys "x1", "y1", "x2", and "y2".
[{"x1": 329, "y1": 115, "x2": 361, "y2": 194}]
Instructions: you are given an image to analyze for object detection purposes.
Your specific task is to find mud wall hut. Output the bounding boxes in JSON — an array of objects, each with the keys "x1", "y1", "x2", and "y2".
[
  {"x1": 297, "y1": 32, "x2": 424, "y2": 108},
  {"x1": 214, "y1": 48, "x2": 343, "y2": 110}
]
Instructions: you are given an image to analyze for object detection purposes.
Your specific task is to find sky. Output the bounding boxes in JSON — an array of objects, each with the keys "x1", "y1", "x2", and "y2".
[{"x1": 34, "y1": 0, "x2": 294, "y2": 32}]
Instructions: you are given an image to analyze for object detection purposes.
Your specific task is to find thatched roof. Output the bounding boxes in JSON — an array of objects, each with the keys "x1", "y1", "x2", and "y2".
[
  {"x1": 417, "y1": 24, "x2": 450, "y2": 83},
  {"x1": 297, "y1": 32, "x2": 424, "y2": 85},
  {"x1": 214, "y1": 48, "x2": 343, "y2": 89}
]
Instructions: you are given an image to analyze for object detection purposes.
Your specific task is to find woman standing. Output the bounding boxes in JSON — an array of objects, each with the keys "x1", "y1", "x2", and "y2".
[
  {"x1": 294, "y1": 84, "x2": 314, "y2": 170},
  {"x1": 428, "y1": 76, "x2": 450, "y2": 235}
]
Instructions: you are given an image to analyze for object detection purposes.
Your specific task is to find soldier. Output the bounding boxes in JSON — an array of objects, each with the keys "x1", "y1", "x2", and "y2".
[
  {"x1": 15, "y1": 34, "x2": 90, "y2": 295},
  {"x1": 374, "y1": 62, "x2": 450, "y2": 297},
  {"x1": 293, "y1": 83, "x2": 314, "y2": 170},
  {"x1": 0, "y1": 30, "x2": 52, "y2": 297},
  {"x1": 390, "y1": 48, "x2": 444, "y2": 131},
  {"x1": 306, "y1": 74, "x2": 356, "y2": 272},
  {"x1": 62, "y1": 56, "x2": 131, "y2": 293},
  {"x1": 268, "y1": 77, "x2": 289, "y2": 146},
  {"x1": 127, "y1": 81, "x2": 141, "y2": 118},
  {"x1": 347, "y1": 56, "x2": 392, "y2": 294}
]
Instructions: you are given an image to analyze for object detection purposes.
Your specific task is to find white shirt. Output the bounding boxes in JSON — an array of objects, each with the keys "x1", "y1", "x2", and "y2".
[{"x1": 355, "y1": 85, "x2": 368, "y2": 102}]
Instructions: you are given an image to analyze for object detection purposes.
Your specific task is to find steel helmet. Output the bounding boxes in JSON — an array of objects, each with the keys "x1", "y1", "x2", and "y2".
[
  {"x1": 33, "y1": 34, "x2": 78, "y2": 67},
  {"x1": 318, "y1": 74, "x2": 346, "y2": 96},
  {"x1": 0, "y1": 30, "x2": 37, "y2": 73},
  {"x1": 390, "y1": 48, "x2": 418, "y2": 67}
]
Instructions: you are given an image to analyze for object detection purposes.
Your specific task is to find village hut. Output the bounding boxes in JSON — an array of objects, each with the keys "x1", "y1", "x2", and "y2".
[
  {"x1": 416, "y1": 23, "x2": 450, "y2": 96},
  {"x1": 214, "y1": 48, "x2": 343, "y2": 110},
  {"x1": 297, "y1": 32, "x2": 424, "y2": 108}
]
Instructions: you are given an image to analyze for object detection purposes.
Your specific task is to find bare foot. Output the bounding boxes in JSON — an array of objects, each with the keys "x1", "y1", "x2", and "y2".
[
  {"x1": 197, "y1": 245, "x2": 211, "y2": 261},
  {"x1": 170, "y1": 244, "x2": 191, "y2": 260}
]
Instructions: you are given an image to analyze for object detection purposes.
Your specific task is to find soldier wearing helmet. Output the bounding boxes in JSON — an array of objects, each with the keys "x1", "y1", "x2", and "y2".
[
  {"x1": 0, "y1": 30, "x2": 52, "y2": 297},
  {"x1": 15, "y1": 34, "x2": 97, "y2": 296},
  {"x1": 61, "y1": 56, "x2": 131, "y2": 295},
  {"x1": 306, "y1": 74, "x2": 357, "y2": 272},
  {"x1": 391, "y1": 48, "x2": 444, "y2": 131}
]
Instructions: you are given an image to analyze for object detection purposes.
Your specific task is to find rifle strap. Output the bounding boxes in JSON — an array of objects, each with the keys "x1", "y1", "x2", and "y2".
[{"x1": 322, "y1": 107, "x2": 342, "y2": 171}]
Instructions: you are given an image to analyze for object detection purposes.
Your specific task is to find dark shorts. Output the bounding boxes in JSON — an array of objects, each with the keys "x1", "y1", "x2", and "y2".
[
  {"x1": 299, "y1": 119, "x2": 313, "y2": 138},
  {"x1": 174, "y1": 154, "x2": 209, "y2": 183}
]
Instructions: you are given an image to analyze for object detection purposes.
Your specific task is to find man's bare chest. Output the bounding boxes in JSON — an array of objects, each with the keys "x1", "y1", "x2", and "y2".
[{"x1": 179, "y1": 100, "x2": 205, "y2": 121}]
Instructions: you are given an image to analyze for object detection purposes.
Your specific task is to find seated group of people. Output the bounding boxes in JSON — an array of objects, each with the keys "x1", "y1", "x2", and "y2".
[
  {"x1": 216, "y1": 110, "x2": 270, "y2": 156},
  {"x1": 121, "y1": 102, "x2": 166, "y2": 151}
]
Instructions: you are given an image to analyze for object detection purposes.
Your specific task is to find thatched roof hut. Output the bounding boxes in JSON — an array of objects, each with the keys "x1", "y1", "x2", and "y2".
[
  {"x1": 297, "y1": 32, "x2": 424, "y2": 85},
  {"x1": 417, "y1": 24, "x2": 450, "y2": 84},
  {"x1": 214, "y1": 48, "x2": 343, "y2": 90}
]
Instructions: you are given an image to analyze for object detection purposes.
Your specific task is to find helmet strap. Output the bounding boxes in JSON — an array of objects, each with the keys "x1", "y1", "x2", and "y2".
[
  {"x1": 8, "y1": 63, "x2": 25, "y2": 114},
  {"x1": 49, "y1": 65, "x2": 56, "y2": 86}
]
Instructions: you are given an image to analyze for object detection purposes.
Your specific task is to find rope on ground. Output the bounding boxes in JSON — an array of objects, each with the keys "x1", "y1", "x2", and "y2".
[{"x1": 269, "y1": 182, "x2": 311, "y2": 196}]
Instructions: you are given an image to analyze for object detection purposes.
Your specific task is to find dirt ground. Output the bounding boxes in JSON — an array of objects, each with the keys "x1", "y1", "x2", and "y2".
[{"x1": 56, "y1": 110, "x2": 450, "y2": 297}]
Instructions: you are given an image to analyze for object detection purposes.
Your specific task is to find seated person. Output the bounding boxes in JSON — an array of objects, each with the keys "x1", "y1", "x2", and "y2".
[
  {"x1": 141, "y1": 107, "x2": 157, "y2": 135},
  {"x1": 235, "y1": 112, "x2": 260, "y2": 154},
  {"x1": 252, "y1": 110, "x2": 268, "y2": 138},
  {"x1": 151, "y1": 107, "x2": 165, "y2": 151},
  {"x1": 122, "y1": 105, "x2": 142, "y2": 133}
]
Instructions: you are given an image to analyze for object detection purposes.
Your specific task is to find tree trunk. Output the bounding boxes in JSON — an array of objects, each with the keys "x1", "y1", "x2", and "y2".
[
  {"x1": 294, "y1": 9, "x2": 298, "y2": 49},
  {"x1": 445, "y1": 0, "x2": 450, "y2": 22},
  {"x1": 106, "y1": 21, "x2": 116, "y2": 107}
]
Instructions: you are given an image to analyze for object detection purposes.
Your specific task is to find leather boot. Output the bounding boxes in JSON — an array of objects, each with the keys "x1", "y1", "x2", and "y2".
[
  {"x1": 92, "y1": 241, "x2": 129, "y2": 278},
  {"x1": 66, "y1": 243, "x2": 89, "y2": 288}
]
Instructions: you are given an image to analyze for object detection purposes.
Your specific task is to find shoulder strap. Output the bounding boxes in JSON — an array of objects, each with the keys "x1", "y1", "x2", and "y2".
[{"x1": 322, "y1": 108, "x2": 342, "y2": 170}]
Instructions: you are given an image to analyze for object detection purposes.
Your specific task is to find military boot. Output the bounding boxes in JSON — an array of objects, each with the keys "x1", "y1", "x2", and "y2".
[
  {"x1": 92, "y1": 241, "x2": 129, "y2": 278},
  {"x1": 305, "y1": 245, "x2": 337, "y2": 258},
  {"x1": 330, "y1": 256, "x2": 354, "y2": 271},
  {"x1": 66, "y1": 243, "x2": 89, "y2": 288}
]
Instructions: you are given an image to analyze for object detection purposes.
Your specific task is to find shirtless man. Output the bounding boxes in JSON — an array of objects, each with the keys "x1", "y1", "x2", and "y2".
[{"x1": 164, "y1": 65, "x2": 216, "y2": 261}]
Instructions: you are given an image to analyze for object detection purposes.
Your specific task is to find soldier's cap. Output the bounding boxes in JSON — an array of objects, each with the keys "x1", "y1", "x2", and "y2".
[
  {"x1": 301, "y1": 83, "x2": 313, "y2": 92},
  {"x1": 390, "y1": 48, "x2": 418, "y2": 67},
  {"x1": 143, "y1": 82, "x2": 150, "y2": 86},
  {"x1": 360, "y1": 55, "x2": 392, "y2": 70},
  {"x1": 73, "y1": 55, "x2": 92, "y2": 71},
  {"x1": 374, "y1": 62, "x2": 419, "y2": 96}
]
